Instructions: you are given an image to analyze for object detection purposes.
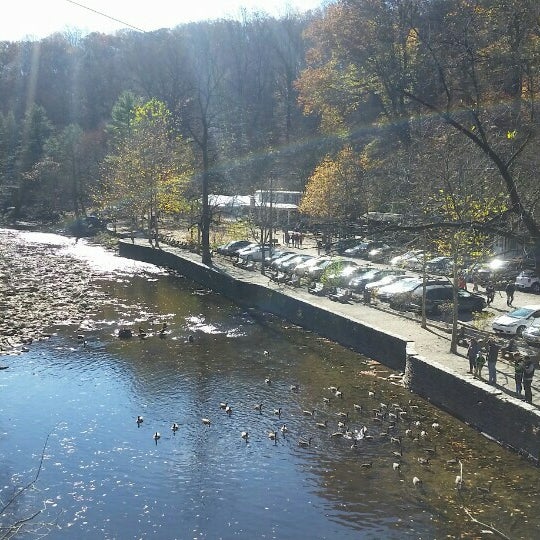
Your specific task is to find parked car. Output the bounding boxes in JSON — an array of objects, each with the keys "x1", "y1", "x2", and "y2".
[
  {"x1": 279, "y1": 254, "x2": 314, "y2": 274},
  {"x1": 331, "y1": 237, "x2": 364, "y2": 254},
  {"x1": 364, "y1": 273, "x2": 410, "y2": 293},
  {"x1": 324, "y1": 265, "x2": 369, "y2": 288},
  {"x1": 476, "y1": 258, "x2": 526, "y2": 285},
  {"x1": 376, "y1": 277, "x2": 424, "y2": 302},
  {"x1": 515, "y1": 270, "x2": 540, "y2": 294},
  {"x1": 390, "y1": 249, "x2": 424, "y2": 268},
  {"x1": 522, "y1": 322, "x2": 540, "y2": 347},
  {"x1": 294, "y1": 256, "x2": 331, "y2": 278},
  {"x1": 217, "y1": 240, "x2": 253, "y2": 256},
  {"x1": 399, "y1": 285, "x2": 486, "y2": 314},
  {"x1": 237, "y1": 245, "x2": 278, "y2": 262},
  {"x1": 348, "y1": 268, "x2": 401, "y2": 293},
  {"x1": 269, "y1": 252, "x2": 298, "y2": 271},
  {"x1": 425, "y1": 256, "x2": 453, "y2": 275},
  {"x1": 492, "y1": 304, "x2": 540, "y2": 336},
  {"x1": 309, "y1": 258, "x2": 358, "y2": 283},
  {"x1": 367, "y1": 244, "x2": 393, "y2": 263},
  {"x1": 343, "y1": 240, "x2": 387, "y2": 259}
]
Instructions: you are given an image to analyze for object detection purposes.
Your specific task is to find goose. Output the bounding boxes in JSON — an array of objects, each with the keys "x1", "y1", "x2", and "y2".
[
  {"x1": 202, "y1": 418, "x2": 211, "y2": 426},
  {"x1": 328, "y1": 385, "x2": 339, "y2": 393},
  {"x1": 219, "y1": 402, "x2": 228, "y2": 410},
  {"x1": 388, "y1": 412, "x2": 397, "y2": 421},
  {"x1": 254, "y1": 403, "x2": 263, "y2": 413},
  {"x1": 417, "y1": 457, "x2": 430, "y2": 465},
  {"x1": 350, "y1": 440, "x2": 358, "y2": 450},
  {"x1": 298, "y1": 437, "x2": 312, "y2": 447},
  {"x1": 337, "y1": 421, "x2": 346, "y2": 429},
  {"x1": 412, "y1": 476, "x2": 422, "y2": 486},
  {"x1": 390, "y1": 436, "x2": 402, "y2": 446},
  {"x1": 380, "y1": 403, "x2": 388, "y2": 410},
  {"x1": 268, "y1": 430, "x2": 278, "y2": 441},
  {"x1": 353, "y1": 404, "x2": 362, "y2": 412},
  {"x1": 360, "y1": 462, "x2": 373, "y2": 468},
  {"x1": 368, "y1": 391, "x2": 375, "y2": 397},
  {"x1": 118, "y1": 327, "x2": 132, "y2": 339},
  {"x1": 280, "y1": 424, "x2": 288, "y2": 434},
  {"x1": 265, "y1": 377, "x2": 272, "y2": 385},
  {"x1": 138, "y1": 327, "x2": 147, "y2": 339},
  {"x1": 241, "y1": 431, "x2": 249, "y2": 440},
  {"x1": 171, "y1": 423, "x2": 179, "y2": 432},
  {"x1": 392, "y1": 462, "x2": 401, "y2": 471},
  {"x1": 398, "y1": 411, "x2": 408, "y2": 420},
  {"x1": 336, "y1": 411, "x2": 349, "y2": 419},
  {"x1": 263, "y1": 350, "x2": 270, "y2": 356},
  {"x1": 153, "y1": 432, "x2": 161, "y2": 440},
  {"x1": 344, "y1": 428, "x2": 354, "y2": 439},
  {"x1": 476, "y1": 481, "x2": 493, "y2": 494},
  {"x1": 431, "y1": 422, "x2": 441, "y2": 431},
  {"x1": 330, "y1": 431, "x2": 344, "y2": 438},
  {"x1": 322, "y1": 397, "x2": 331, "y2": 404},
  {"x1": 290, "y1": 384, "x2": 300, "y2": 392},
  {"x1": 335, "y1": 390, "x2": 343, "y2": 399},
  {"x1": 392, "y1": 449, "x2": 402, "y2": 458},
  {"x1": 303, "y1": 409, "x2": 315, "y2": 416},
  {"x1": 225, "y1": 405, "x2": 232, "y2": 415},
  {"x1": 316, "y1": 420, "x2": 328, "y2": 429},
  {"x1": 405, "y1": 429, "x2": 413, "y2": 438},
  {"x1": 158, "y1": 323, "x2": 168, "y2": 336},
  {"x1": 273, "y1": 408, "x2": 282, "y2": 417},
  {"x1": 136, "y1": 415, "x2": 144, "y2": 425}
]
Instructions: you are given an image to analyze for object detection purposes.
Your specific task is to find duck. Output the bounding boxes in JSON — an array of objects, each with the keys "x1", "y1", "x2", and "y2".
[
  {"x1": 298, "y1": 437, "x2": 312, "y2": 447},
  {"x1": 136, "y1": 415, "x2": 144, "y2": 425},
  {"x1": 322, "y1": 397, "x2": 331, "y2": 404},
  {"x1": 202, "y1": 418, "x2": 211, "y2": 426},
  {"x1": 392, "y1": 462, "x2": 401, "y2": 471},
  {"x1": 219, "y1": 402, "x2": 228, "y2": 410},
  {"x1": 360, "y1": 462, "x2": 373, "y2": 468},
  {"x1": 171, "y1": 423, "x2": 179, "y2": 432},
  {"x1": 353, "y1": 404, "x2": 363, "y2": 412},
  {"x1": 328, "y1": 385, "x2": 339, "y2": 393},
  {"x1": 335, "y1": 390, "x2": 343, "y2": 399},
  {"x1": 330, "y1": 431, "x2": 344, "y2": 438},
  {"x1": 336, "y1": 411, "x2": 349, "y2": 419},
  {"x1": 241, "y1": 431, "x2": 249, "y2": 440},
  {"x1": 316, "y1": 420, "x2": 328, "y2": 429},
  {"x1": 153, "y1": 432, "x2": 161, "y2": 441},
  {"x1": 412, "y1": 476, "x2": 422, "y2": 486},
  {"x1": 254, "y1": 403, "x2": 263, "y2": 413},
  {"x1": 368, "y1": 391, "x2": 375, "y2": 397}
]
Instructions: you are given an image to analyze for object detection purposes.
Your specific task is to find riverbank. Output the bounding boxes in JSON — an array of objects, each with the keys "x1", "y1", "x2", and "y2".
[{"x1": 119, "y1": 238, "x2": 540, "y2": 462}]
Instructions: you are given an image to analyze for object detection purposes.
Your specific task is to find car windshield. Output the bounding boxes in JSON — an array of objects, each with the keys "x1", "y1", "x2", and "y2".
[{"x1": 507, "y1": 308, "x2": 536, "y2": 319}]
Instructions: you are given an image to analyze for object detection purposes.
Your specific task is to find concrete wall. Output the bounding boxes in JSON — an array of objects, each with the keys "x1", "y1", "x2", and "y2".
[
  {"x1": 405, "y1": 353, "x2": 540, "y2": 461},
  {"x1": 119, "y1": 241, "x2": 540, "y2": 461}
]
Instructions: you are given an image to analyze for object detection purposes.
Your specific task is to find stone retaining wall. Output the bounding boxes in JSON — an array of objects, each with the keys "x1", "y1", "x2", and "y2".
[{"x1": 119, "y1": 241, "x2": 540, "y2": 461}]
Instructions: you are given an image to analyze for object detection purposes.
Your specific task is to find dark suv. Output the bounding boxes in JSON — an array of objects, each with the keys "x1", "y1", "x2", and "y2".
[{"x1": 398, "y1": 285, "x2": 486, "y2": 314}]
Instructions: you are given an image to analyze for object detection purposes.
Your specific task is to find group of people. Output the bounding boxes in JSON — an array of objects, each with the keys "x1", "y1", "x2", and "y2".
[
  {"x1": 467, "y1": 337, "x2": 537, "y2": 403},
  {"x1": 283, "y1": 230, "x2": 303, "y2": 248}
]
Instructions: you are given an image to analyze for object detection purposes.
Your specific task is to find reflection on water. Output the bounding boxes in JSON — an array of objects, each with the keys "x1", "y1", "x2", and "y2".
[{"x1": 1, "y1": 229, "x2": 539, "y2": 539}]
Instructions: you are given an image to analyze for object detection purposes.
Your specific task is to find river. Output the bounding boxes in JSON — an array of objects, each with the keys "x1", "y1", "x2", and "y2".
[{"x1": 0, "y1": 228, "x2": 539, "y2": 539}]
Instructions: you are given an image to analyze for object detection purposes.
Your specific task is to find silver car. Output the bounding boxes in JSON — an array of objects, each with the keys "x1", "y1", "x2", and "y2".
[{"x1": 523, "y1": 322, "x2": 540, "y2": 347}]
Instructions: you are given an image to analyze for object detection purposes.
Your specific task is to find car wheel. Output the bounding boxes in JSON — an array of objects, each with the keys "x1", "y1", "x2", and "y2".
[
  {"x1": 516, "y1": 325, "x2": 526, "y2": 337},
  {"x1": 532, "y1": 282, "x2": 540, "y2": 294}
]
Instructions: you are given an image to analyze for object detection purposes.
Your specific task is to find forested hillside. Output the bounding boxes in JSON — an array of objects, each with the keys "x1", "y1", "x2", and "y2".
[{"x1": 1, "y1": 1, "x2": 540, "y2": 262}]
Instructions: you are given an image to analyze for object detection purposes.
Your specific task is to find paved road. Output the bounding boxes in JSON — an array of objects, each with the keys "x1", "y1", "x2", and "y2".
[{"x1": 156, "y1": 230, "x2": 540, "y2": 410}]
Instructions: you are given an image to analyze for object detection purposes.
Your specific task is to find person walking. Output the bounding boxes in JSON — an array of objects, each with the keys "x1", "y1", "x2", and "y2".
[
  {"x1": 505, "y1": 281, "x2": 515, "y2": 307},
  {"x1": 475, "y1": 347, "x2": 486, "y2": 378},
  {"x1": 467, "y1": 338, "x2": 480, "y2": 375},
  {"x1": 485, "y1": 281, "x2": 495, "y2": 306},
  {"x1": 522, "y1": 356, "x2": 536, "y2": 404},
  {"x1": 514, "y1": 354, "x2": 524, "y2": 397},
  {"x1": 487, "y1": 339, "x2": 500, "y2": 385}
]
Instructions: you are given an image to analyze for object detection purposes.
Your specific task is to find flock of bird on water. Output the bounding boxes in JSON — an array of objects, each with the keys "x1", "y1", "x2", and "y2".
[{"x1": 131, "y1": 347, "x2": 495, "y2": 496}]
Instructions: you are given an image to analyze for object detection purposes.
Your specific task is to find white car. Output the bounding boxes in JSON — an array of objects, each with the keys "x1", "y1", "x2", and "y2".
[
  {"x1": 515, "y1": 270, "x2": 540, "y2": 294},
  {"x1": 492, "y1": 305, "x2": 540, "y2": 336},
  {"x1": 523, "y1": 322, "x2": 540, "y2": 347}
]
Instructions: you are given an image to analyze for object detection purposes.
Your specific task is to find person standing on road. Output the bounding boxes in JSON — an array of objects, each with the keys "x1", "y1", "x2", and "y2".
[
  {"x1": 505, "y1": 281, "x2": 515, "y2": 307},
  {"x1": 522, "y1": 356, "x2": 536, "y2": 404},
  {"x1": 467, "y1": 338, "x2": 480, "y2": 374},
  {"x1": 487, "y1": 339, "x2": 500, "y2": 385},
  {"x1": 514, "y1": 354, "x2": 524, "y2": 397},
  {"x1": 485, "y1": 282, "x2": 495, "y2": 306}
]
